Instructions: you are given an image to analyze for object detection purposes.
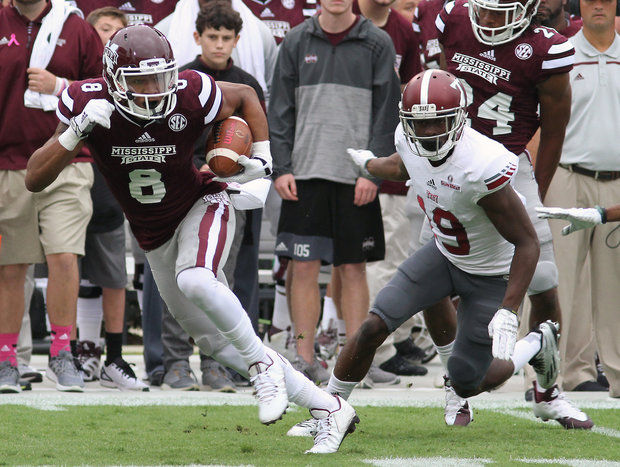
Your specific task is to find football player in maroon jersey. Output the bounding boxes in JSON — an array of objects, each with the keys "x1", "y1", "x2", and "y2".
[
  {"x1": 535, "y1": 0, "x2": 582, "y2": 36},
  {"x1": 25, "y1": 25, "x2": 359, "y2": 452},
  {"x1": 426, "y1": 0, "x2": 593, "y2": 429}
]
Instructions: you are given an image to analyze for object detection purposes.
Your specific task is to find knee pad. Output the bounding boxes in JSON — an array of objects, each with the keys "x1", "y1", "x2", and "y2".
[
  {"x1": 528, "y1": 260, "x2": 559, "y2": 295},
  {"x1": 177, "y1": 267, "x2": 219, "y2": 310},
  {"x1": 447, "y1": 354, "x2": 484, "y2": 397}
]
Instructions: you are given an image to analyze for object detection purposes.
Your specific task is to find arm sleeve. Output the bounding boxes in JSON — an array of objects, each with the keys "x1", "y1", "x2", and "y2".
[
  {"x1": 368, "y1": 35, "x2": 400, "y2": 158},
  {"x1": 435, "y1": 0, "x2": 455, "y2": 45},
  {"x1": 537, "y1": 34, "x2": 575, "y2": 83},
  {"x1": 267, "y1": 40, "x2": 298, "y2": 178},
  {"x1": 399, "y1": 25, "x2": 423, "y2": 83}
]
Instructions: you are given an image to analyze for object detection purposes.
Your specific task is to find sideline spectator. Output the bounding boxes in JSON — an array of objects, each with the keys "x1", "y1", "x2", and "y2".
[
  {"x1": 540, "y1": 0, "x2": 620, "y2": 397},
  {"x1": 0, "y1": 0, "x2": 102, "y2": 393},
  {"x1": 156, "y1": 0, "x2": 277, "y2": 102},
  {"x1": 86, "y1": 6, "x2": 127, "y2": 43},
  {"x1": 269, "y1": 0, "x2": 400, "y2": 384}
]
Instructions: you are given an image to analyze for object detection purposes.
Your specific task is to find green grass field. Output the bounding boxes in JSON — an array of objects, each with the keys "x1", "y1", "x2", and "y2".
[{"x1": 1, "y1": 405, "x2": 619, "y2": 465}]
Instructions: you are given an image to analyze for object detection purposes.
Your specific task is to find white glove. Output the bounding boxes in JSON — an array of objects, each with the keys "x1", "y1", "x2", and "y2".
[
  {"x1": 488, "y1": 308, "x2": 519, "y2": 360},
  {"x1": 536, "y1": 206, "x2": 604, "y2": 235},
  {"x1": 58, "y1": 99, "x2": 115, "y2": 151},
  {"x1": 213, "y1": 156, "x2": 270, "y2": 184},
  {"x1": 347, "y1": 148, "x2": 376, "y2": 177}
]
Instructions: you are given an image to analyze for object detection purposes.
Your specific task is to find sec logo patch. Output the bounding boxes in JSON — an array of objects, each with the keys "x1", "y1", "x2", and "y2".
[
  {"x1": 169, "y1": 114, "x2": 187, "y2": 132},
  {"x1": 515, "y1": 43, "x2": 533, "y2": 60}
]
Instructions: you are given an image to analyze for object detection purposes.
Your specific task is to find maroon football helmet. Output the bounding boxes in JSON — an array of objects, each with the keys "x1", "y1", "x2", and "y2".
[
  {"x1": 399, "y1": 70, "x2": 467, "y2": 160},
  {"x1": 103, "y1": 25, "x2": 178, "y2": 120}
]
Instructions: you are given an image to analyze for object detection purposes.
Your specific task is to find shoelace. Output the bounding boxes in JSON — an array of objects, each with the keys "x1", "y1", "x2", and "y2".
[
  {"x1": 297, "y1": 418, "x2": 319, "y2": 432},
  {"x1": 313, "y1": 416, "x2": 334, "y2": 444},
  {"x1": 251, "y1": 372, "x2": 278, "y2": 402},
  {"x1": 113, "y1": 360, "x2": 138, "y2": 380}
]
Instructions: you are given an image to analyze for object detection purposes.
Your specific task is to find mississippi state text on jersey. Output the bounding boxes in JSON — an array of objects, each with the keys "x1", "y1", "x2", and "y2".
[
  {"x1": 57, "y1": 70, "x2": 226, "y2": 251},
  {"x1": 437, "y1": 0, "x2": 574, "y2": 155},
  {"x1": 397, "y1": 125, "x2": 519, "y2": 275}
]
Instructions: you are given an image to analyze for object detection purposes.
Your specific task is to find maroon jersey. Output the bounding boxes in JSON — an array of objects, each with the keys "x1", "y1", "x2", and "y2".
[
  {"x1": 353, "y1": 0, "x2": 422, "y2": 83},
  {"x1": 242, "y1": 0, "x2": 317, "y2": 44},
  {"x1": 437, "y1": 0, "x2": 574, "y2": 155},
  {"x1": 76, "y1": 0, "x2": 176, "y2": 26},
  {"x1": 414, "y1": 0, "x2": 445, "y2": 69},
  {"x1": 562, "y1": 15, "x2": 582, "y2": 38},
  {"x1": 57, "y1": 70, "x2": 226, "y2": 251},
  {"x1": 0, "y1": 3, "x2": 102, "y2": 170}
]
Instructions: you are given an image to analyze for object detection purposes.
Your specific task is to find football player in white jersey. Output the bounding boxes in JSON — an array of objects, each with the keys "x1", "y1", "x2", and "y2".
[{"x1": 287, "y1": 70, "x2": 588, "y2": 436}]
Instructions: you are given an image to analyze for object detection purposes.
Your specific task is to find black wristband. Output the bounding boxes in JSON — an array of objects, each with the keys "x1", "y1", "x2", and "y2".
[{"x1": 595, "y1": 205, "x2": 607, "y2": 224}]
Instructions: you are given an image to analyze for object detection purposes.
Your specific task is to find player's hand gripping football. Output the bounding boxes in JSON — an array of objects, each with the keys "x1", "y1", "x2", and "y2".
[
  {"x1": 347, "y1": 148, "x2": 376, "y2": 177},
  {"x1": 214, "y1": 141, "x2": 273, "y2": 184},
  {"x1": 536, "y1": 206, "x2": 604, "y2": 235},
  {"x1": 488, "y1": 308, "x2": 519, "y2": 360},
  {"x1": 59, "y1": 99, "x2": 115, "y2": 151}
]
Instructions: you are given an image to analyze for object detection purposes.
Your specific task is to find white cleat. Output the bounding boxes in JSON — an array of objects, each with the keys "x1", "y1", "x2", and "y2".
[
  {"x1": 249, "y1": 348, "x2": 289, "y2": 425},
  {"x1": 305, "y1": 395, "x2": 359, "y2": 454},
  {"x1": 287, "y1": 418, "x2": 319, "y2": 437},
  {"x1": 532, "y1": 381, "x2": 593, "y2": 430},
  {"x1": 100, "y1": 357, "x2": 149, "y2": 391},
  {"x1": 444, "y1": 377, "x2": 473, "y2": 426}
]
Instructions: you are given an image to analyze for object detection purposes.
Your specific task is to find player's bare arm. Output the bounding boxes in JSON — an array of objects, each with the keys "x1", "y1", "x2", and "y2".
[
  {"x1": 478, "y1": 184, "x2": 539, "y2": 311},
  {"x1": 215, "y1": 81, "x2": 269, "y2": 142},
  {"x1": 25, "y1": 122, "x2": 84, "y2": 192},
  {"x1": 365, "y1": 152, "x2": 410, "y2": 181},
  {"x1": 534, "y1": 72, "x2": 571, "y2": 201}
]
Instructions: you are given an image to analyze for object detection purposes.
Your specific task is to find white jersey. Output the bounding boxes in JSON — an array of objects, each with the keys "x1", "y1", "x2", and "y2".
[{"x1": 397, "y1": 126, "x2": 519, "y2": 275}]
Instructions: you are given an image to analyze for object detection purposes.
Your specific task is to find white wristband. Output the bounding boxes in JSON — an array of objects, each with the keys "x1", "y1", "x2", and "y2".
[
  {"x1": 53, "y1": 77, "x2": 69, "y2": 97},
  {"x1": 252, "y1": 140, "x2": 271, "y2": 162},
  {"x1": 58, "y1": 126, "x2": 81, "y2": 151}
]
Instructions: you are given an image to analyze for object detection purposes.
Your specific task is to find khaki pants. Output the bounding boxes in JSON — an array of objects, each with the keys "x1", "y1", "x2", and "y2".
[{"x1": 545, "y1": 166, "x2": 620, "y2": 396}]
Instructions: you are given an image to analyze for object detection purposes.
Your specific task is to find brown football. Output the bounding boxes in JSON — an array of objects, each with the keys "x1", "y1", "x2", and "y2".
[{"x1": 205, "y1": 116, "x2": 253, "y2": 177}]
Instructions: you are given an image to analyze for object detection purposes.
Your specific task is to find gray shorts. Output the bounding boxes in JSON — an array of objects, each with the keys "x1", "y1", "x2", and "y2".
[
  {"x1": 81, "y1": 224, "x2": 127, "y2": 289},
  {"x1": 371, "y1": 241, "x2": 508, "y2": 389}
]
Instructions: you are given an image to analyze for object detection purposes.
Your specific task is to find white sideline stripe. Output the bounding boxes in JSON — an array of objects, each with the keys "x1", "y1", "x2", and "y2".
[
  {"x1": 363, "y1": 458, "x2": 620, "y2": 467},
  {"x1": 363, "y1": 457, "x2": 492, "y2": 466},
  {"x1": 1, "y1": 391, "x2": 618, "y2": 411},
  {"x1": 517, "y1": 459, "x2": 620, "y2": 466},
  {"x1": 501, "y1": 409, "x2": 620, "y2": 439}
]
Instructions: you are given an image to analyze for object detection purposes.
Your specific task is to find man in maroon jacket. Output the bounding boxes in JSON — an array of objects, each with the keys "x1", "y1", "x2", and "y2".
[{"x1": 0, "y1": 0, "x2": 103, "y2": 393}]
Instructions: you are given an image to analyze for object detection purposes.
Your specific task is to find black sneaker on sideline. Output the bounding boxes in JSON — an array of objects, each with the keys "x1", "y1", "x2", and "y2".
[{"x1": 379, "y1": 353, "x2": 427, "y2": 376}]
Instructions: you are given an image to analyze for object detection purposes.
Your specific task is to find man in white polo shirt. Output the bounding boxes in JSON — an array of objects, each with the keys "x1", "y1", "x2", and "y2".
[{"x1": 543, "y1": 0, "x2": 620, "y2": 398}]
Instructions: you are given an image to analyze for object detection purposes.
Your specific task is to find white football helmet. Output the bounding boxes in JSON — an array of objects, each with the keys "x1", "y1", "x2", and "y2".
[{"x1": 469, "y1": 0, "x2": 540, "y2": 46}]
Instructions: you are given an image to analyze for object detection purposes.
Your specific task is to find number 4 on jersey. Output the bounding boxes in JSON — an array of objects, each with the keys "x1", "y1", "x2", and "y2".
[{"x1": 460, "y1": 81, "x2": 515, "y2": 136}]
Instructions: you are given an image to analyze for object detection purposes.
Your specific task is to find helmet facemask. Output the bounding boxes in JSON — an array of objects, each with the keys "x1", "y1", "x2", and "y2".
[
  {"x1": 468, "y1": 0, "x2": 540, "y2": 46},
  {"x1": 107, "y1": 57, "x2": 178, "y2": 120},
  {"x1": 399, "y1": 103, "x2": 466, "y2": 161}
]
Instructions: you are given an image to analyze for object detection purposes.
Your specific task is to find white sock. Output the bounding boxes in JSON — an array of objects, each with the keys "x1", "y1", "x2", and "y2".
[
  {"x1": 282, "y1": 359, "x2": 338, "y2": 411},
  {"x1": 271, "y1": 284, "x2": 292, "y2": 330},
  {"x1": 77, "y1": 280, "x2": 103, "y2": 345},
  {"x1": 511, "y1": 331, "x2": 542, "y2": 372},
  {"x1": 220, "y1": 323, "x2": 266, "y2": 367},
  {"x1": 435, "y1": 341, "x2": 454, "y2": 373},
  {"x1": 321, "y1": 296, "x2": 338, "y2": 330},
  {"x1": 326, "y1": 373, "x2": 358, "y2": 400},
  {"x1": 136, "y1": 289, "x2": 143, "y2": 311}
]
